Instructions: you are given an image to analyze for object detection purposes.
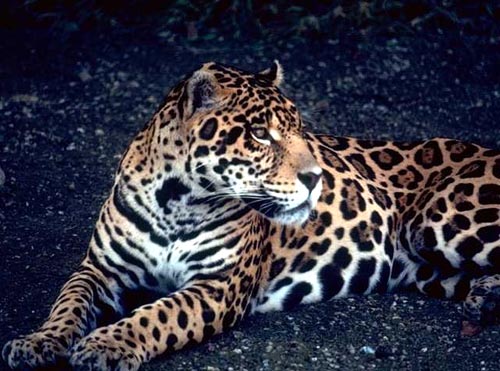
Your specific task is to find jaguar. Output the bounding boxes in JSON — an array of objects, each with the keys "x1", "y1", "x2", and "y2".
[{"x1": 3, "y1": 62, "x2": 500, "y2": 370}]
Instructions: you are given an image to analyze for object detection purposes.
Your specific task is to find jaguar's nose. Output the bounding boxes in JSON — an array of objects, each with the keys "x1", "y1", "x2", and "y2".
[{"x1": 298, "y1": 170, "x2": 322, "y2": 192}]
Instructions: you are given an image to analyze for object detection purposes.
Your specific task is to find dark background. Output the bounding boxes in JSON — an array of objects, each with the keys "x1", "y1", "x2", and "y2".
[
  {"x1": 1, "y1": 0, "x2": 499, "y2": 40},
  {"x1": 0, "y1": 1, "x2": 499, "y2": 370}
]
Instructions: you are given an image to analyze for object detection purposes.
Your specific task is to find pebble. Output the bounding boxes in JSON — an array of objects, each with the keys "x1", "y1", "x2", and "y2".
[
  {"x1": 78, "y1": 69, "x2": 92, "y2": 82},
  {"x1": 0, "y1": 166, "x2": 5, "y2": 188},
  {"x1": 359, "y1": 346, "x2": 375, "y2": 355}
]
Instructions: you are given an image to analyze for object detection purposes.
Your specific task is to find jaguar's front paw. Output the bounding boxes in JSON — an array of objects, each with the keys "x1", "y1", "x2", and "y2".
[
  {"x1": 2, "y1": 331, "x2": 69, "y2": 369},
  {"x1": 70, "y1": 331, "x2": 142, "y2": 371}
]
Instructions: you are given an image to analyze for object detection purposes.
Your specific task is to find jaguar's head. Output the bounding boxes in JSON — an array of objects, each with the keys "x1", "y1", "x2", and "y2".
[{"x1": 169, "y1": 62, "x2": 322, "y2": 225}]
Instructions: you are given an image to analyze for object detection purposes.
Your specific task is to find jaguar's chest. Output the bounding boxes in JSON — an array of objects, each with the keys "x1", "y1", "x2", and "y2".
[{"x1": 147, "y1": 225, "x2": 244, "y2": 290}]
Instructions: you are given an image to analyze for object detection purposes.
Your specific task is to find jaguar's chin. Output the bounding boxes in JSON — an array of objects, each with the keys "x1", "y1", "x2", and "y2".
[{"x1": 271, "y1": 201, "x2": 313, "y2": 225}]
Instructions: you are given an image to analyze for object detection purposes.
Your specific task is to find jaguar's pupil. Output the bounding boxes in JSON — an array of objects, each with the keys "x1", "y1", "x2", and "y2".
[{"x1": 254, "y1": 129, "x2": 267, "y2": 138}]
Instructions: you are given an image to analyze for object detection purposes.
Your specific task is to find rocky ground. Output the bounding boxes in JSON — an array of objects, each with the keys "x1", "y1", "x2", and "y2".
[{"x1": 0, "y1": 29, "x2": 499, "y2": 370}]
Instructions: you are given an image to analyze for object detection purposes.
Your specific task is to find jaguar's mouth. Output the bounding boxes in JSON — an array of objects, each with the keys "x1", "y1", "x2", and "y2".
[
  {"x1": 280, "y1": 200, "x2": 311, "y2": 215},
  {"x1": 241, "y1": 196, "x2": 313, "y2": 225}
]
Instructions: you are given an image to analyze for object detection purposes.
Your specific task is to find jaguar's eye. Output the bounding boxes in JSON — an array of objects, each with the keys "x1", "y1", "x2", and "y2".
[{"x1": 250, "y1": 127, "x2": 272, "y2": 145}]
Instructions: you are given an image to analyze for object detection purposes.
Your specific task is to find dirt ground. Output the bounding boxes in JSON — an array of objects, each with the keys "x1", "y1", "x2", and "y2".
[{"x1": 0, "y1": 29, "x2": 499, "y2": 370}]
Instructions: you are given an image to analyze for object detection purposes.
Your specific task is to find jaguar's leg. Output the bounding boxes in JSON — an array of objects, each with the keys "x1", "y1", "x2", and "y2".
[
  {"x1": 461, "y1": 274, "x2": 500, "y2": 336},
  {"x1": 2, "y1": 257, "x2": 122, "y2": 369},
  {"x1": 69, "y1": 276, "x2": 255, "y2": 371},
  {"x1": 411, "y1": 262, "x2": 471, "y2": 300}
]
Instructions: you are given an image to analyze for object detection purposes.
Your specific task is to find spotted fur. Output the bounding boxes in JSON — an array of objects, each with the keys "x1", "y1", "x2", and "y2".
[{"x1": 3, "y1": 62, "x2": 499, "y2": 370}]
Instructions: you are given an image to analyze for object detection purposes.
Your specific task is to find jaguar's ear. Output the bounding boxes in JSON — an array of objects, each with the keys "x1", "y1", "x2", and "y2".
[
  {"x1": 257, "y1": 60, "x2": 283, "y2": 87},
  {"x1": 182, "y1": 69, "x2": 219, "y2": 119}
]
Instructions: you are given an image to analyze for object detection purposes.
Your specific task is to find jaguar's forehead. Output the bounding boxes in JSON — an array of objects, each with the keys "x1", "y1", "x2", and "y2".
[{"x1": 170, "y1": 62, "x2": 300, "y2": 134}]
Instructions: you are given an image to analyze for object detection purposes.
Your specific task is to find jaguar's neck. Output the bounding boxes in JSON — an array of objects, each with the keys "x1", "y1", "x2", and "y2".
[{"x1": 114, "y1": 97, "x2": 259, "y2": 246}]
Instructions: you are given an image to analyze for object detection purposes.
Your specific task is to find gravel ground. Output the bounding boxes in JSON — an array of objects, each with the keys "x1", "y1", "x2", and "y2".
[{"x1": 0, "y1": 29, "x2": 499, "y2": 370}]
